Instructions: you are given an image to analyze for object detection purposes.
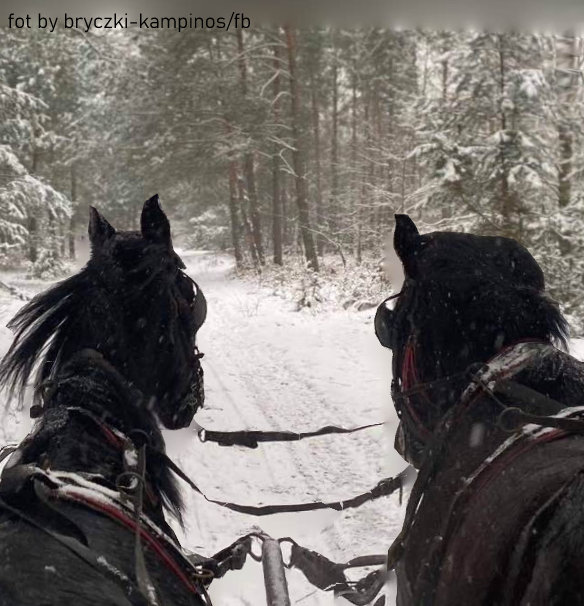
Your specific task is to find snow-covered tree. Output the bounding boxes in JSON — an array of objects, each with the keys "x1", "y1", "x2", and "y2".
[{"x1": 0, "y1": 29, "x2": 73, "y2": 268}]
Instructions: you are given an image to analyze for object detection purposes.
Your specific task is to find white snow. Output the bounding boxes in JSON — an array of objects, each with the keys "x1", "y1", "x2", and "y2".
[
  {"x1": 96, "y1": 555, "x2": 132, "y2": 582},
  {"x1": 164, "y1": 252, "x2": 406, "y2": 605}
]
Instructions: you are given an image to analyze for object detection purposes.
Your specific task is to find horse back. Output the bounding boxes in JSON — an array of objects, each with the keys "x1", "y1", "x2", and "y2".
[
  {"x1": 433, "y1": 433, "x2": 584, "y2": 606},
  {"x1": 513, "y1": 470, "x2": 584, "y2": 605}
]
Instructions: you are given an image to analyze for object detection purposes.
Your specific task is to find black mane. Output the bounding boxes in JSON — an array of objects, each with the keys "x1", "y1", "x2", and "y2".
[
  {"x1": 391, "y1": 221, "x2": 568, "y2": 383},
  {"x1": 0, "y1": 198, "x2": 212, "y2": 605},
  {"x1": 0, "y1": 269, "x2": 102, "y2": 401},
  {"x1": 377, "y1": 215, "x2": 570, "y2": 467},
  {"x1": 0, "y1": 264, "x2": 187, "y2": 521}
]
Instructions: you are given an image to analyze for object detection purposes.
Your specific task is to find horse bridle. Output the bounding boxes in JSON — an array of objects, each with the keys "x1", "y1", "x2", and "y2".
[
  {"x1": 374, "y1": 289, "x2": 403, "y2": 351},
  {"x1": 375, "y1": 282, "x2": 453, "y2": 464}
]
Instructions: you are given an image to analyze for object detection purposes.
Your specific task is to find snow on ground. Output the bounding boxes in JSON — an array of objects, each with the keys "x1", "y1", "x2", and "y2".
[
  {"x1": 0, "y1": 249, "x2": 408, "y2": 605},
  {"x1": 166, "y1": 252, "x2": 406, "y2": 605}
]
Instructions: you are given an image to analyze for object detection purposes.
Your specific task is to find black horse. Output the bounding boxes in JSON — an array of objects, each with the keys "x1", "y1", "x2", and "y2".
[
  {"x1": 0, "y1": 196, "x2": 211, "y2": 605},
  {"x1": 376, "y1": 215, "x2": 584, "y2": 605}
]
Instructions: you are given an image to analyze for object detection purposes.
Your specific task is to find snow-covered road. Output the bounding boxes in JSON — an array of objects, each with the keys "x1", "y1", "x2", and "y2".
[
  {"x1": 0, "y1": 251, "x2": 408, "y2": 605},
  {"x1": 166, "y1": 252, "x2": 406, "y2": 605}
]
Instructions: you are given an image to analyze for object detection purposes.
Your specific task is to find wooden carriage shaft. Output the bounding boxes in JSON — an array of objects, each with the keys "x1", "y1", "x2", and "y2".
[{"x1": 262, "y1": 538, "x2": 291, "y2": 606}]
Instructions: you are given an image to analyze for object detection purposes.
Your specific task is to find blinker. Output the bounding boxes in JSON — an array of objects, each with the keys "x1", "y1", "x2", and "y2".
[
  {"x1": 375, "y1": 293, "x2": 400, "y2": 350},
  {"x1": 192, "y1": 282, "x2": 207, "y2": 330}
]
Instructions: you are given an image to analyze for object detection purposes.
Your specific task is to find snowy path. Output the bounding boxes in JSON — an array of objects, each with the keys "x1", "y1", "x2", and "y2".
[
  {"x1": 166, "y1": 253, "x2": 406, "y2": 604},
  {"x1": 0, "y1": 252, "x2": 408, "y2": 605}
]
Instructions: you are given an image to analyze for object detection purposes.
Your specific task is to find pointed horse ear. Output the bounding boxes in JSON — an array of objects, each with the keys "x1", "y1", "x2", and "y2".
[
  {"x1": 88, "y1": 207, "x2": 115, "y2": 250},
  {"x1": 394, "y1": 214, "x2": 420, "y2": 263},
  {"x1": 141, "y1": 194, "x2": 171, "y2": 246}
]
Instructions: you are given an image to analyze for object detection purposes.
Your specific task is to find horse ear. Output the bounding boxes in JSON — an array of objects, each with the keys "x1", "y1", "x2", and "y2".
[
  {"x1": 88, "y1": 207, "x2": 115, "y2": 250},
  {"x1": 394, "y1": 214, "x2": 419, "y2": 262},
  {"x1": 141, "y1": 194, "x2": 171, "y2": 246}
]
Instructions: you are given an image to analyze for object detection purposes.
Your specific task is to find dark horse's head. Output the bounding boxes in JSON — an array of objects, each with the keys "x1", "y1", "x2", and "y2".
[
  {"x1": 375, "y1": 215, "x2": 567, "y2": 466},
  {"x1": 0, "y1": 194, "x2": 207, "y2": 430}
]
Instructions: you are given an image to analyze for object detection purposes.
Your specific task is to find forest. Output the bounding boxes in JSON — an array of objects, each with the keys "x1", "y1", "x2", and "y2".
[{"x1": 1, "y1": 27, "x2": 584, "y2": 325}]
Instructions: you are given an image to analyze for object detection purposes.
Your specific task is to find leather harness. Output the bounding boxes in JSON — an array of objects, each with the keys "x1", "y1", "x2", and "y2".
[
  {"x1": 0, "y1": 406, "x2": 214, "y2": 606},
  {"x1": 388, "y1": 341, "x2": 582, "y2": 567}
]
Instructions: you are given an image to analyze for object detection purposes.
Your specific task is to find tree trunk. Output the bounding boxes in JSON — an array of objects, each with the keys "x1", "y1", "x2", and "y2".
[
  {"x1": 384, "y1": 57, "x2": 395, "y2": 228},
  {"x1": 309, "y1": 61, "x2": 324, "y2": 256},
  {"x1": 236, "y1": 166, "x2": 260, "y2": 268},
  {"x1": 329, "y1": 43, "x2": 339, "y2": 241},
  {"x1": 272, "y1": 44, "x2": 283, "y2": 265},
  {"x1": 441, "y1": 55, "x2": 449, "y2": 101},
  {"x1": 351, "y1": 71, "x2": 359, "y2": 257},
  {"x1": 228, "y1": 160, "x2": 243, "y2": 266},
  {"x1": 283, "y1": 26, "x2": 319, "y2": 271},
  {"x1": 242, "y1": 153, "x2": 264, "y2": 264},
  {"x1": 365, "y1": 93, "x2": 376, "y2": 255},
  {"x1": 281, "y1": 171, "x2": 289, "y2": 247},
  {"x1": 27, "y1": 217, "x2": 38, "y2": 263},
  {"x1": 557, "y1": 32, "x2": 580, "y2": 208},
  {"x1": 208, "y1": 36, "x2": 244, "y2": 268},
  {"x1": 373, "y1": 81, "x2": 383, "y2": 231},
  {"x1": 69, "y1": 164, "x2": 77, "y2": 259},
  {"x1": 237, "y1": 29, "x2": 264, "y2": 265},
  {"x1": 28, "y1": 123, "x2": 41, "y2": 263},
  {"x1": 497, "y1": 34, "x2": 515, "y2": 237}
]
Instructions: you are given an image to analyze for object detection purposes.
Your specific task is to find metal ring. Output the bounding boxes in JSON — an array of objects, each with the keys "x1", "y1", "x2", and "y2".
[
  {"x1": 497, "y1": 407, "x2": 526, "y2": 433},
  {"x1": 115, "y1": 471, "x2": 143, "y2": 492},
  {"x1": 192, "y1": 567, "x2": 215, "y2": 581},
  {"x1": 248, "y1": 535, "x2": 265, "y2": 562}
]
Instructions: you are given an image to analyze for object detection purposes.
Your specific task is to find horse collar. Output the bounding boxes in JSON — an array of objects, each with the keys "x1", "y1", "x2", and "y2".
[{"x1": 460, "y1": 340, "x2": 556, "y2": 405}]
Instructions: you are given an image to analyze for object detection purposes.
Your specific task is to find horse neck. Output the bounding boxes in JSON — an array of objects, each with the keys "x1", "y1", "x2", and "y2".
[
  {"x1": 401, "y1": 338, "x2": 552, "y2": 468},
  {"x1": 21, "y1": 352, "x2": 169, "y2": 523},
  {"x1": 425, "y1": 341, "x2": 579, "y2": 473}
]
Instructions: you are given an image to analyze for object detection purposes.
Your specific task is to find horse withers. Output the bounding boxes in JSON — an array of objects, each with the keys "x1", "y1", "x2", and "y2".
[
  {"x1": 0, "y1": 196, "x2": 212, "y2": 605},
  {"x1": 376, "y1": 215, "x2": 584, "y2": 605}
]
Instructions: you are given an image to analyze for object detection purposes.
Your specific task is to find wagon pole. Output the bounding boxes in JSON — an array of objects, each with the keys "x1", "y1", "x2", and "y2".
[
  {"x1": 241, "y1": 531, "x2": 388, "y2": 605},
  {"x1": 245, "y1": 532, "x2": 291, "y2": 606},
  {"x1": 261, "y1": 534, "x2": 292, "y2": 606}
]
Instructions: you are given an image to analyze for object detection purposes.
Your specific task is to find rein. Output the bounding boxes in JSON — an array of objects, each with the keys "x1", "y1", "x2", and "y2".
[
  {"x1": 196, "y1": 421, "x2": 384, "y2": 449},
  {"x1": 0, "y1": 373, "x2": 407, "y2": 604},
  {"x1": 43, "y1": 404, "x2": 406, "y2": 517}
]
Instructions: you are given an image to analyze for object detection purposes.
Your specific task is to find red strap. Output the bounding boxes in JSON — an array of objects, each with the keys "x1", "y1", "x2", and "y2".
[
  {"x1": 59, "y1": 491, "x2": 201, "y2": 595},
  {"x1": 400, "y1": 341, "x2": 433, "y2": 437}
]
